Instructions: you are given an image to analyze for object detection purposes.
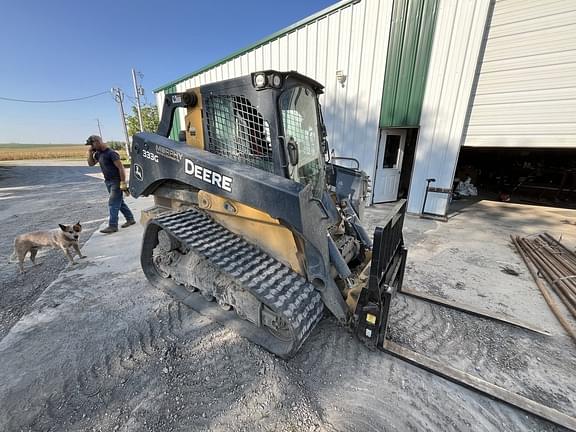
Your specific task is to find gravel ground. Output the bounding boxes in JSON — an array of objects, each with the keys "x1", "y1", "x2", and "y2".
[
  {"x1": 0, "y1": 161, "x2": 109, "y2": 339},
  {"x1": 0, "y1": 161, "x2": 575, "y2": 432}
]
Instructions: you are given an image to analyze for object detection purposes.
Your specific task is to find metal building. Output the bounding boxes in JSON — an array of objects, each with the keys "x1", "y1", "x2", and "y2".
[{"x1": 154, "y1": 0, "x2": 576, "y2": 215}]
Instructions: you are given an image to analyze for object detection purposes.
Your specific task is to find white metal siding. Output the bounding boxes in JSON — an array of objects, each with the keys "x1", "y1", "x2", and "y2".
[
  {"x1": 164, "y1": 0, "x2": 394, "y2": 177},
  {"x1": 155, "y1": 90, "x2": 165, "y2": 117},
  {"x1": 407, "y1": 0, "x2": 491, "y2": 215},
  {"x1": 463, "y1": 0, "x2": 576, "y2": 148}
]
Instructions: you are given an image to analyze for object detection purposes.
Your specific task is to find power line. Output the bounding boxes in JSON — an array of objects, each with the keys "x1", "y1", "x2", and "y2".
[
  {"x1": 125, "y1": 93, "x2": 151, "y2": 106},
  {"x1": 0, "y1": 90, "x2": 110, "y2": 104}
]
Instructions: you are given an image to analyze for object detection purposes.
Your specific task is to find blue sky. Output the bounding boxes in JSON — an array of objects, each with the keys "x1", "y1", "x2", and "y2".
[{"x1": 0, "y1": 0, "x2": 335, "y2": 144}]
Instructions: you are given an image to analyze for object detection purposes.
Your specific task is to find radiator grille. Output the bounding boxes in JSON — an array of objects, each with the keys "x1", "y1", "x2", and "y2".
[{"x1": 204, "y1": 95, "x2": 273, "y2": 172}]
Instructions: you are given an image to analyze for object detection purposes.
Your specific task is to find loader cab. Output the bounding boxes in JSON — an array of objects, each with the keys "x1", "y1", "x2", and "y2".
[{"x1": 167, "y1": 71, "x2": 329, "y2": 198}]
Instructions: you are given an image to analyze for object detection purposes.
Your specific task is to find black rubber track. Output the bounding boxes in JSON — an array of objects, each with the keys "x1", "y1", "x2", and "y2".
[{"x1": 141, "y1": 209, "x2": 325, "y2": 358}]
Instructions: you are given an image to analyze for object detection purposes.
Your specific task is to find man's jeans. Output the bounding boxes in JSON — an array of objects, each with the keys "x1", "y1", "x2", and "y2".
[{"x1": 105, "y1": 180, "x2": 134, "y2": 228}]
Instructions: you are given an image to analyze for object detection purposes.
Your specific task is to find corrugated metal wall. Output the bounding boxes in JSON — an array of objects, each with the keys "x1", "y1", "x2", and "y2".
[
  {"x1": 156, "y1": 0, "x2": 394, "y2": 178},
  {"x1": 407, "y1": 0, "x2": 491, "y2": 215},
  {"x1": 463, "y1": 0, "x2": 576, "y2": 148},
  {"x1": 380, "y1": 0, "x2": 438, "y2": 127},
  {"x1": 155, "y1": 91, "x2": 164, "y2": 118}
]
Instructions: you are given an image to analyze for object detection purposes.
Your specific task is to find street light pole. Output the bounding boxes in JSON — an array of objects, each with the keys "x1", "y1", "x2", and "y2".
[
  {"x1": 112, "y1": 87, "x2": 131, "y2": 160},
  {"x1": 132, "y1": 68, "x2": 144, "y2": 132}
]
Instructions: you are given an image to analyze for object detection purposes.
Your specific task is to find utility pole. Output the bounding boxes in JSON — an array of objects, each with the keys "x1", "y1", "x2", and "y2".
[
  {"x1": 131, "y1": 68, "x2": 144, "y2": 132},
  {"x1": 112, "y1": 87, "x2": 131, "y2": 160},
  {"x1": 95, "y1": 118, "x2": 103, "y2": 138}
]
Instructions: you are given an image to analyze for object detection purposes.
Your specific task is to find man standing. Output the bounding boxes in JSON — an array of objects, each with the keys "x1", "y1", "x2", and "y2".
[{"x1": 86, "y1": 135, "x2": 135, "y2": 234}]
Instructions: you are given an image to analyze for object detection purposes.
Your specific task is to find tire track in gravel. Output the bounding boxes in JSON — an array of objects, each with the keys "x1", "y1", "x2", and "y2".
[
  {"x1": 388, "y1": 295, "x2": 576, "y2": 415},
  {"x1": 5, "y1": 269, "x2": 574, "y2": 432},
  {"x1": 20, "y1": 298, "x2": 187, "y2": 431},
  {"x1": 291, "y1": 302, "x2": 570, "y2": 432},
  {"x1": 14, "y1": 288, "x2": 325, "y2": 432}
]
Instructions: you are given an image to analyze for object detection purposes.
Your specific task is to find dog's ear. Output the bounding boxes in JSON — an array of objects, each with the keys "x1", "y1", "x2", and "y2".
[
  {"x1": 59, "y1": 224, "x2": 67, "y2": 231},
  {"x1": 77, "y1": 221, "x2": 81, "y2": 226}
]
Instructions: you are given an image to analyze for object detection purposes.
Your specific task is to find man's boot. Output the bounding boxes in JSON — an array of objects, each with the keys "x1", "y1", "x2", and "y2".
[
  {"x1": 100, "y1": 226, "x2": 118, "y2": 234},
  {"x1": 121, "y1": 220, "x2": 136, "y2": 228}
]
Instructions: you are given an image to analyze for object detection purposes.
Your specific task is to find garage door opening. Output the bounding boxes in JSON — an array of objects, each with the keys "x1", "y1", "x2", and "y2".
[{"x1": 454, "y1": 147, "x2": 576, "y2": 209}]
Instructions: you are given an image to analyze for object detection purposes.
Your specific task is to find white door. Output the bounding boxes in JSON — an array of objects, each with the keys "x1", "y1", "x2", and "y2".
[{"x1": 373, "y1": 129, "x2": 406, "y2": 203}]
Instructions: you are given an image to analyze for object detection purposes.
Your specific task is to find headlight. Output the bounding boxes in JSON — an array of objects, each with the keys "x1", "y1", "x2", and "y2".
[
  {"x1": 272, "y1": 74, "x2": 282, "y2": 88},
  {"x1": 254, "y1": 73, "x2": 267, "y2": 88}
]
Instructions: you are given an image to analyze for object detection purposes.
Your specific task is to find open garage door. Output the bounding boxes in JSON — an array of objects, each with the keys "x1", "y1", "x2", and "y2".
[
  {"x1": 453, "y1": 0, "x2": 576, "y2": 209},
  {"x1": 455, "y1": 147, "x2": 576, "y2": 208},
  {"x1": 462, "y1": 0, "x2": 576, "y2": 149}
]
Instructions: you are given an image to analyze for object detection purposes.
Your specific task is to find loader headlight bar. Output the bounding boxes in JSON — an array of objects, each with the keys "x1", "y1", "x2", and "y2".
[
  {"x1": 254, "y1": 73, "x2": 267, "y2": 88},
  {"x1": 170, "y1": 91, "x2": 197, "y2": 107},
  {"x1": 272, "y1": 74, "x2": 282, "y2": 88},
  {"x1": 252, "y1": 72, "x2": 283, "y2": 90}
]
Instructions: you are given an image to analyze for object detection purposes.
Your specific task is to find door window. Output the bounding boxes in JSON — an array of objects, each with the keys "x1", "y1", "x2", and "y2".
[
  {"x1": 383, "y1": 135, "x2": 400, "y2": 168},
  {"x1": 279, "y1": 86, "x2": 325, "y2": 197}
]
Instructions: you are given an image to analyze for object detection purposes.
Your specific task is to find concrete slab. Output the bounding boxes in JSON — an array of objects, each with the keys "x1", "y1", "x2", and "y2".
[{"x1": 365, "y1": 199, "x2": 576, "y2": 335}]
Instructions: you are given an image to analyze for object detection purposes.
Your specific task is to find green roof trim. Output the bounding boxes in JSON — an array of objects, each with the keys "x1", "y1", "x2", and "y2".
[{"x1": 154, "y1": 0, "x2": 360, "y2": 93}]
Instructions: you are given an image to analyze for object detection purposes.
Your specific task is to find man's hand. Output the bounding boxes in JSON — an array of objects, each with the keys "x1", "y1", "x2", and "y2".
[
  {"x1": 86, "y1": 148, "x2": 97, "y2": 167},
  {"x1": 120, "y1": 181, "x2": 130, "y2": 196}
]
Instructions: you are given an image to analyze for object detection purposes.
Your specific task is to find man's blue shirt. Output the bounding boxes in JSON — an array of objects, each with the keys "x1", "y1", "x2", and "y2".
[{"x1": 95, "y1": 148, "x2": 121, "y2": 181}]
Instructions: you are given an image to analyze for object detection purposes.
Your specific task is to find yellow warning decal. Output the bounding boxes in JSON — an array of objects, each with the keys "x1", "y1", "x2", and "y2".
[{"x1": 366, "y1": 313, "x2": 376, "y2": 325}]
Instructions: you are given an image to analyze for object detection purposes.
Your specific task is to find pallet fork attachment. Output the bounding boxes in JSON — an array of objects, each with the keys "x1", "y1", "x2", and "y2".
[
  {"x1": 353, "y1": 200, "x2": 407, "y2": 348},
  {"x1": 352, "y1": 201, "x2": 575, "y2": 430}
]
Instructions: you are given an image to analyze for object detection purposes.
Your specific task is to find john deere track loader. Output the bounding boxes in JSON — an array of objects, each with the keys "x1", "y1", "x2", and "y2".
[
  {"x1": 127, "y1": 71, "x2": 576, "y2": 429},
  {"x1": 129, "y1": 70, "x2": 406, "y2": 358}
]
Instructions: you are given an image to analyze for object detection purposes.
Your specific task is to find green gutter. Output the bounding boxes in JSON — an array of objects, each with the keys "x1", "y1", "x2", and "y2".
[{"x1": 154, "y1": 0, "x2": 360, "y2": 93}]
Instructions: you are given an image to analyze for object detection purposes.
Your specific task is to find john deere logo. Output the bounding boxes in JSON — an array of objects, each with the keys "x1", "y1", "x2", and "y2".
[{"x1": 134, "y1": 164, "x2": 143, "y2": 181}]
